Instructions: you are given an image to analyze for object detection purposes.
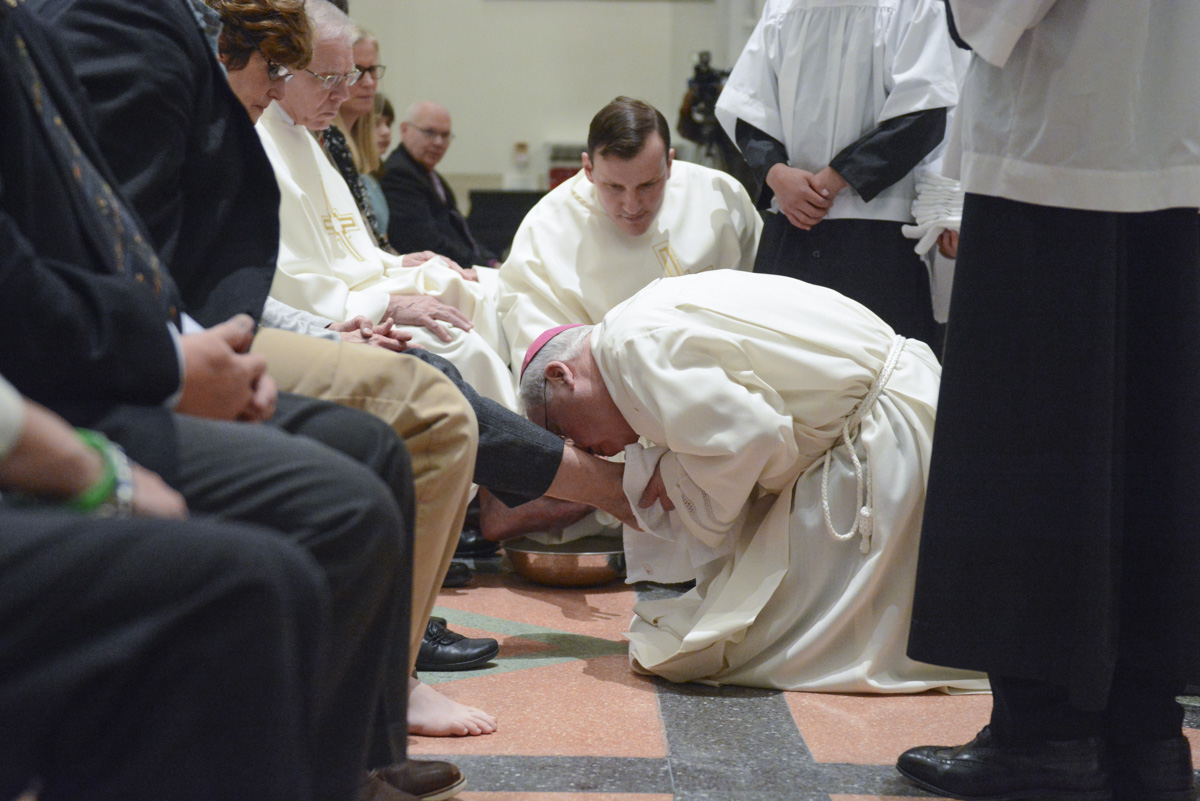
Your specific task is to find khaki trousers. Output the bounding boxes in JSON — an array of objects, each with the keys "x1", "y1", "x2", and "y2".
[{"x1": 252, "y1": 328, "x2": 477, "y2": 673}]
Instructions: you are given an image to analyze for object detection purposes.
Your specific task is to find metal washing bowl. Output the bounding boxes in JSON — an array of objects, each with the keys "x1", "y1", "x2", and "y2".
[{"x1": 503, "y1": 534, "x2": 627, "y2": 588}]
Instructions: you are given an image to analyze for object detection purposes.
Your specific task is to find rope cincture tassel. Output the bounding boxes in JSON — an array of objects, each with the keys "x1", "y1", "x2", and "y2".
[{"x1": 820, "y1": 336, "x2": 905, "y2": 555}]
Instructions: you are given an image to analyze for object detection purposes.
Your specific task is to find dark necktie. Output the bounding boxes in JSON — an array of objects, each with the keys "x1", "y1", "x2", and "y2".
[{"x1": 8, "y1": 16, "x2": 181, "y2": 323}]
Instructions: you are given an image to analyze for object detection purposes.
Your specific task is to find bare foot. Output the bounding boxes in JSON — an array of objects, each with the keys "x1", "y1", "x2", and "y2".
[
  {"x1": 407, "y1": 678, "x2": 497, "y2": 737},
  {"x1": 479, "y1": 490, "x2": 593, "y2": 542}
]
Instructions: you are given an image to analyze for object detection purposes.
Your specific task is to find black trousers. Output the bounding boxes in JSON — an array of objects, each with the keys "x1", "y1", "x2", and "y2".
[
  {"x1": 909, "y1": 195, "x2": 1200, "y2": 738},
  {"x1": 175, "y1": 392, "x2": 412, "y2": 791},
  {"x1": 753, "y1": 214, "x2": 942, "y2": 354},
  {"x1": 0, "y1": 512, "x2": 328, "y2": 801},
  {"x1": 403, "y1": 349, "x2": 564, "y2": 506}
]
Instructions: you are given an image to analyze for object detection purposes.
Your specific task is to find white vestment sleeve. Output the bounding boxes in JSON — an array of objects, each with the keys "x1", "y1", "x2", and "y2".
[
  {"x1": 260, "y1": 297, "x2": 339, "y2": 341},
  {"x1": 610, "y1": 328, "x2": 801, "y2": 549},
  {"x1": 715, "y1": 10, "x2": 783, "y2": 146},
  {"x1": 948, "y1": 0, "x2": 1058, "y2": 67},
  {"x1": 880, "y1": 0, "x2": 961, "y2": 122},
  {"x1": 621, "y1": 444, "x2": 720, "y2": 584}
]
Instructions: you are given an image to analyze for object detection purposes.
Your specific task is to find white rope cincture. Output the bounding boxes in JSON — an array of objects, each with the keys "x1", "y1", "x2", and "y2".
[{"x1": 821, "y1": 336, "x2": 907, "y2": 555}]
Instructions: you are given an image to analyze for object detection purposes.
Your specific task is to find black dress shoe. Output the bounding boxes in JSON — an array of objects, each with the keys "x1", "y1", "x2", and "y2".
[
  {"x1": 441, "y1": 561, "x2": 473, "y2": 589},
  {"x1": 1110, "y1": 736, "x2": 1195, "y2": 801},
  {"x1": 416, "y1": 617, "x2": 498, "y2": 671},
  {"x1": 366, "y1": 760, "x2": 466, "y2": 801},
  {"x1": 896, "y1": 726, "x2": 1111, "y2": 800},
  {"x1": 454, "y1": 527, "x2": 500, "y2": 559}
]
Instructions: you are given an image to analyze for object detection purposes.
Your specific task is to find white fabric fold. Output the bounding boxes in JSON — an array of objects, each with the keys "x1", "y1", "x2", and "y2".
[
  {"x1": 622, "y1": 444, "x2": 735, "y2": 584},
  {"x1": 901, "y1": 168, "x2": 965, "y2": 254}
]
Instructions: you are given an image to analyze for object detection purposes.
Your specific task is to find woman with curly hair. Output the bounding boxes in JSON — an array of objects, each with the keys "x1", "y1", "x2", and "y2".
[{"x1": 205, "y1": 0, "x2": 313, "y2": 122}]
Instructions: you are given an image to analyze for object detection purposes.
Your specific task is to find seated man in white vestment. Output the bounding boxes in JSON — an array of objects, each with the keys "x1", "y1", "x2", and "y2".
[
  {"x1": 489, "y1": 97, "x2": 762, "y2": 541},
  {"x1": 496, "y1": 96, "x2": 762, "y2": 371},
  {"x1": 256, "y1": 4, "x2": 516, "y2": 409},
  {"x1": 518, "y1": 270, "x2": 988, "y2": 693}
]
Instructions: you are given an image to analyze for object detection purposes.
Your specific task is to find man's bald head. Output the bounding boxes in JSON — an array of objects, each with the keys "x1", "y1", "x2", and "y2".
[{"x1": 400, "y1": 101, "x2": 453, "y2": 171}]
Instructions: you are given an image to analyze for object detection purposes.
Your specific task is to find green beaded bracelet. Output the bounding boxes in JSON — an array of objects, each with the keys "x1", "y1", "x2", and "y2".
[{"x1": 69, "y1": 429, "x2": 134, "y2": 517}]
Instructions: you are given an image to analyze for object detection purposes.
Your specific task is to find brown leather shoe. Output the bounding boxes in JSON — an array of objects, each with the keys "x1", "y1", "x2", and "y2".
[
  {"x1": 358, "y1": 771, "x2": 417, "y2": 801},
  {"x1": 367, "y1": 760, "x2": 466, "y2": 801}
]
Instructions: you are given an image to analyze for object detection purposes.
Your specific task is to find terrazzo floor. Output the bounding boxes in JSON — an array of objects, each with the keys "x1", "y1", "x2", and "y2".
[{"x1": 411, "y1": 553, "x2": 1200, "y2": 800}]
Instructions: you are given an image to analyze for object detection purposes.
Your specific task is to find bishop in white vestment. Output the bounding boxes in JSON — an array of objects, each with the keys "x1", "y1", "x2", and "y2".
[
  {"x1": 497, "y1": 159, "x2": 761, "y2": 370},
  {"x1": 256, "y1": 101, "x2": 516, "y2": 408},
  {"x1": 520, "y1": 271, "x2": 987, "y2": 693}
]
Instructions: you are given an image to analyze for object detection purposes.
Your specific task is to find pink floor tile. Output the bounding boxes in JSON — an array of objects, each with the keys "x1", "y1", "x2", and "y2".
[
  {"x1": 1185, "y1": 727, "x2": 1200, "y2": 765},
  {"x1": 409, "y1": 654, "x2": 665, "y2": 758},
  {"x1": 786, "y1": 691, "x2": 992, "y2": 765},
  {"x1": 437, "y1": 573, "x2": 638, "y2": 642},
  {"x1": 459, "y1": 795, "x2": 672, "y2": 801}
]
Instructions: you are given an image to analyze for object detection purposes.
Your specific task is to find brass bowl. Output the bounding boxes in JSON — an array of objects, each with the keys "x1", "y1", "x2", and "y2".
[{"x1": 503, "y1": 535, "x2": 626, "y2": 588}]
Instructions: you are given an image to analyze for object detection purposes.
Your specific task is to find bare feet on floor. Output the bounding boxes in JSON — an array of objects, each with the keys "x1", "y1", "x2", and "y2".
[{"x1": 407, "y1": 678, "x2": 497, "y2": 737}]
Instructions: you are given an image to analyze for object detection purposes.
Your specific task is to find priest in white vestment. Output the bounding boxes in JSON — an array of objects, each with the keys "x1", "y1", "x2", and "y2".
[
  {"x1": 519, "y1": 270, "x2": 987, "y2": 693},
  {"x1": 256, "y1": 86, "x2": 516, "y2": 408},
  {"x1": 497, "y1": 97, "x2": 762, "y2": 371}
]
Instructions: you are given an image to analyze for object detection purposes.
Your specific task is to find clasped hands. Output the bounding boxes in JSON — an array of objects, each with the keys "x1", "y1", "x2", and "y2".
[
  {"x1": 177, "y1": 314, "x2": 276, "y2": 423},
  {"x1": 767, "y1": 164, "x2": 848, "y2": 231},
  {"x1": 327, "y1": 251, "x2": 478, "y2": 348}
]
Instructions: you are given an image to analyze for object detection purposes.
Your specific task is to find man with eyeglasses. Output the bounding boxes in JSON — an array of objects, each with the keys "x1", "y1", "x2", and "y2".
[
  {"x1": 257, "y1": 3, "x2": 517, "y2": 411},
  {"x1": 382, "y1": 100, "x2": 501, "y2": 268}
]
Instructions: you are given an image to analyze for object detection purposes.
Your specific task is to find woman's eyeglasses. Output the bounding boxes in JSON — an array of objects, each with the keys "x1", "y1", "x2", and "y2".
[
  {"x1": 264, "y1": 58, "x2": 293, "y2": 83},
  {"x1": 356, "y1": 64, "x2": 387, "y2": 81}
]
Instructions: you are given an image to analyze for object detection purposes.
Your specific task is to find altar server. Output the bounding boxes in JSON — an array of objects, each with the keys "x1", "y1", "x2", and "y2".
[
  {"x1": 716, "y1": 0, "x2": 959, "y2": 350},
  {"x1": 520, "y1": 271, "x2": 986, "y2": 693},
  {"x1": 897, "y1": 3, "x2": 1200, "y2": 800}
]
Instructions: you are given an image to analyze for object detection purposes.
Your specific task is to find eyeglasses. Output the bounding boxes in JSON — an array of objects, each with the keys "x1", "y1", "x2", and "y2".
[
  {"x1": 257, "y1": 50, "x2": 294, "y2": 83},
  {"x1": 414, "y1": 125, "x2": 455, "y2": 142},
  {"x1": 541, "y1": 379, "x2": 558, "y2": 435},
  {"x1": 264, "y1": 58, "x2": 293, "y2": 83},
  {"x1": 356, "y1": 64, "x2": 387, "y2": 81},
  {"x1": 303, "y1": 67, "x2": 362, "y2": 91},
  {"x1": 541, "y1": 382, "x2": 579, "y2": 447}
]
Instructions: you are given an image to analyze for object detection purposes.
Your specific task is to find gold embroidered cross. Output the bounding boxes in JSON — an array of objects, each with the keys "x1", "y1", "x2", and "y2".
[{"x1": 323, "y1": 207, "x2": 364, "y2": 261}]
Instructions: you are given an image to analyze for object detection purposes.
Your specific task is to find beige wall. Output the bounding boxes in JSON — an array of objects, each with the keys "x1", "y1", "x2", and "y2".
[{"x1": 349, "y1": 0, "x2": 722, "y2": 196}]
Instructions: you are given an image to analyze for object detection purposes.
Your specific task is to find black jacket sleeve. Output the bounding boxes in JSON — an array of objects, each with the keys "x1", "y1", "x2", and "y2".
[
  {"x1": 828, "y1": 107, "x2": 947, "y2": 202},
  {"x1": 0, "y1": 4, "x2": 180, "y2": 416},
  {"x1": 736, "y1": 107, "x2": 946, "y2": 206},
  {"x1": 35, "y1": 0, "x2": 280, "y2": 326}
]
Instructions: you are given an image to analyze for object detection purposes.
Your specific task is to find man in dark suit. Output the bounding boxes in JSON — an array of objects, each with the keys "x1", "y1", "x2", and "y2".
[
  {"x1": 0, "y1": 3, "x2": 410, "y2": 798},
  {"x1": 382, "y1": 100, "x2": 499, "y2": 267}
]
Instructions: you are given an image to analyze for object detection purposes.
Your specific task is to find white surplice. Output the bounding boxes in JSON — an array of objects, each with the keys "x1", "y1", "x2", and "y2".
[
  {"x1": 256, "y1": 102, "x2": 515, "y2": 407},
  {"x1": 496, "y1": 161, "x2": 761, "y2": 369},
  {"x1": 715, "y1": 0, "x2": 960, "y2": 224},
  {"x1": 594, "y1": 271, "x2": 987, "y2": 693},
  {"x1": 946, "y1": 0, "x2": 1200, "y2": 212}
]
